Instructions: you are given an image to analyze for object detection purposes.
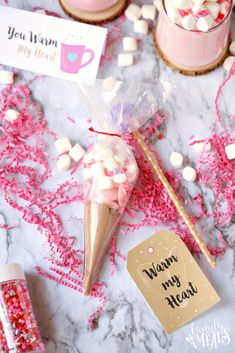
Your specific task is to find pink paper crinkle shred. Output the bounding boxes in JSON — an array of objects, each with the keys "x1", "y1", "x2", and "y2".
[
  {"x1": 0, "y1": 65, "x2": 234, "y2": 329},
  {"x1": 0, "y1": 78, "x2": 105, "y2": 328}
]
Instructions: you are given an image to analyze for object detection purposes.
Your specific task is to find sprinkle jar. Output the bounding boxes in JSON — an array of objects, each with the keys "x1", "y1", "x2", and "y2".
[{"x1": 0, "y1": 263, "x2": 44, "y2": 353}]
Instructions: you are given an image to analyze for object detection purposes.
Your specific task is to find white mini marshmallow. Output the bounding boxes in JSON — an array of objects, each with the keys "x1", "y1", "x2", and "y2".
[
  {"x1": 95, "y1": 146, "x2": 113, "y2": 160},
  {"x1": 0, "y1": 70, "x2": 14, "y2": 84},
  {"x1": 57, "y1": 154, "x2": 71, "y2": 170},
  {"x1": 55, "y1": 137, "x2": 72, "y2": 154},
  {"x1": 83, "y1": 167, "x2": 93, "y2": 179},
  {"x1": 153, "y1": 0, "x2": 162, "y2": 11},
  {"x1": 102, "y1": 81, "x2": 121, "y2": 104},
  {"x1": 103, "y1": 158, "x2": 119, "y2": 171},
  {"x1": 102, "y1": 77, "x2": 117, "y2": 91},
  {"x1": 141, "y1": 5, "x2": 156, "y2": 20},
  {"x1": 123, "y1": 37, "x2": 138, "y2": 52},
  {"x1": 114, "y1": 154, "x2": 126, "y2": 165},
  {"x1": 93, "y1": 163, "x2": 105, "y2": 179},
  {"x1": 223, "y1": 56, "x2": 235, "y2": 71},
  {"x1": 5, "y1": 109, "x2": 20, "y2": 122},
  {"x1": 167, "y1": 7, "x2": 181, "y2": 24},
  {"x1": 98, "y1": 176, "x2": 113, "y2": 190},
  {"x1": 220, "y1": 1, "x2": 229, "y2": 14},
  {"x1": 170, "y1": 152, "x2": 184, "y2": 169},
  {"x1": 195, "y1": 141, "x2": 211, "y2": 152},
  {"x1": 125, "y1": 4, "x2": 142, "y2": 22},
  {"x1": 83, "y1": 152, "x2": 95, "y2": 164},
  {"x1": 134, "y1": 20, "x2": 149, "y2": 35},
  {"x1": 69, "y1": 144, "x2": 86, "y2": 162},
  {"x1": 181, "y1": 14, "x2": 196, "y2": 30},
  {"x1": 229, "y1": 42, "x2": 235, "y2": 55},
  {"x1": 182, "y1": 166, "x2": 197, "y2": 182},
  {"x1": 196, "y1": 15, "x2": 214, "y2": 32},
  {"x1": 127, "y1": 164, "x2": 138, "y2": 182},
  {"x1": 192, "y1": 3, "x2": 205, "y2": 14},
  {"x1": 170, "y1": 0, "x2": 193, "y2": 9},
  {"x1": 118, "y1": 53, "x2": 133, "y2": 67},
  {"x1": 225, "y1": 143, "x2": 235, "y2": 160},
  {"x1": 193, "y1": 0, "x2": 205, "y2": 5},
  {"x1": 113, "y1": 173, "x2": 127, "y2": 184},
  {"x1": 205, "y1": 2, "x2": 220, "y2": 19}
]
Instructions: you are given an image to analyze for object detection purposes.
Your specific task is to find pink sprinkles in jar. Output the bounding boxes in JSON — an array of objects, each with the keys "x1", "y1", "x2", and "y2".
[{"x1": 0, "y1": 264, "x2": 44, "y2": 353}]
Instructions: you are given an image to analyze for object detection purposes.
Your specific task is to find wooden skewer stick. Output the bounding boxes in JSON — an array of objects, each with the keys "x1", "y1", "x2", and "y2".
[{"x1": 133, "y1": 130, "x2": 216, "y2": 269}]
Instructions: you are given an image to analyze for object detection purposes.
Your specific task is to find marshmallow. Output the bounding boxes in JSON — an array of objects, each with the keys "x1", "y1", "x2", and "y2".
[
  {"x1": 153, "y1": 0, "x2": 162, "y2": 11},
  {"x1": 166, "y1": 7, "x2": 181, "y2": 24},
  {"x1": 95, "y1": 146, "x2": 113, "y2": 160},
  {"x1": 182, "y1": 166, "x2": 197, "y2": 182},
  {"x1": 229, "y1": 42, "x2": 235, "y2": 56},
  {"x1": 103, "y1": 158, "x2": 118, "y2": 171},
  {"x1": 192, "y1": 4, "x2": 205, "y2": 14},
  {"x1": 98, "y1": 176, "x2": 113, "y2": 190},
  {"x1": 220, "y1": 1, "x2": 229, "y2": 14},
  {"x1": 55, "y1": 137, "x2": 72, "y2": 155},
  {"x1": 141, "y1": 5, "x2": 157, "y2": 20},
  {"x1": 83, "y1": 167, "x2": 93, "y2": 179},
  {"x1": 57, "y1": 154, "x2": 71, "y2": 170},
  {"x1": 102, "y1": 81, "x2": 121, "y2": 104},
  {"x1": 118, "y1": 53, "x2": 133, "y2": 67},
  {"x1": 123, "y1": 37, "x2": 138, "y2": 52},
  {"x1": 223, "y1": 56, "x2": 235, "y2": 71},
  {"x1": 0, "y1": 70, "x2": 14, "y2": 84},
  {"x1": 170, "y1": 0, "x2": 194, "y2": 9},
  {"x1": 127, "y1": 164, "x2": 138, "y2": 182},
  {"x1": 113, "y1": 173, "x2": 127, "y2": 184},
  {"x1": 195, "y1": 141, "x2": 211, "y2": 152},
  {"x1": 69, "y1": 143, "x2": 86, "y2": 162},
  {"x1": 181, "y1": 14, "x2": 196, "y2": 30},
  {"x1": 134, "y1": 20, "x2": 149, "y2": 35},
  {"x1": 205, "y1": 2, "x2": 220, "y2": 19},
  {"x1": 125, "y1": 4, "x2": 142, "y2": 22},
  {"x1": 102, "y1": 77, "x2": 117, "y2": 91},
  {"x1": 93, "y1": 162, "x2": 105, "y2": 176},
  {"x1": 83, "y1": 152, "x2": 95, "y2": 164},
  {"x1": 5, "y1": 109, "x2": 20, "y2": 122},
  {"x1": 225, "y1": 143, "x2": 235, "y2": 160},
  {"x1": 196, "y1": 15, "x2": 214, "y2": 31},
  {"x1": 193, "y1": 0, "x2": 205, "y2": 4},
  {"x1": 114, "y1": 154, "x2": 126, "y2": 165},
  {"x1": 170, "y1": 152, "x2": 184, "y2": 169}
]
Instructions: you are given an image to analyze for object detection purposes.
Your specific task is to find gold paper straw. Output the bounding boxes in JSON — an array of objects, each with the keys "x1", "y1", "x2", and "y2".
[{"x1": 133, "y1": 130, "x2": 216, "y2": 269}]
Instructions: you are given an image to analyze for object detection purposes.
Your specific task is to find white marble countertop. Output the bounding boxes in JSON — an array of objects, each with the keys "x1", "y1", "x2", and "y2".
[{"x1": 0, "y1": 1, "x2": 235, "y2": 352}]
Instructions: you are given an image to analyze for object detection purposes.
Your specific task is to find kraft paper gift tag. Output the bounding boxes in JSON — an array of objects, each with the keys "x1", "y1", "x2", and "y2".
[{"x1": 127, "y1": 230, "x2": 220, "y2": 334}]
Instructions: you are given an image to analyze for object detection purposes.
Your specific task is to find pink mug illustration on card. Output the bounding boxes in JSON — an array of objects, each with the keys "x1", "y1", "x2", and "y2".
[{"x1": 60, "y1": 43, "x2": 95, "y2": 73}]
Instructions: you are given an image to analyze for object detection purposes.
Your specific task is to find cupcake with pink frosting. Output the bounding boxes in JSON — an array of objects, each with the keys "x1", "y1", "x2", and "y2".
[
  {"x1": 154, "y1": 0, "x2": 233, "y2": 74},
  {"x1": 59, "y1": 0, "x2": 128, "y2": 23}
]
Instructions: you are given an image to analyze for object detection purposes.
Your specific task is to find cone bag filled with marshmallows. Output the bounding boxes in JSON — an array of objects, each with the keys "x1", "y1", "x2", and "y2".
[{"x1": 79, "y1": 80, "x2": 165, "y2": 294}]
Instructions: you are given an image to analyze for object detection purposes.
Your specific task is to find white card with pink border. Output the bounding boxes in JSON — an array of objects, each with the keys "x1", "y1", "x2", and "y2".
[{"x1": 0, "y1": 6, "x2": 107, "y2": 84}]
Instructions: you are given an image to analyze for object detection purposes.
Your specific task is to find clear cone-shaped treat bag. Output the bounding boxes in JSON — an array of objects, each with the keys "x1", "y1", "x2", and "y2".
[{"x1": 79, "y1": 80, "x2": 165, "y2": 294}]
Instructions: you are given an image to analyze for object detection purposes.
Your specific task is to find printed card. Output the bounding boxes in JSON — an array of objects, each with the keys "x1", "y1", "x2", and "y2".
[
  {"x1": 127, "y1": 230, "x2": 220, "y2": 334},
  {"x1": 0, "y1": 6, "x2": 107, "y2": 84}
]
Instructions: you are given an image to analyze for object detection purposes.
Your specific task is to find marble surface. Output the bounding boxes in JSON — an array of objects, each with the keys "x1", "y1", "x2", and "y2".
[{"x1": 0, "y1": 0, "x2": 235, "y2": 352}]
